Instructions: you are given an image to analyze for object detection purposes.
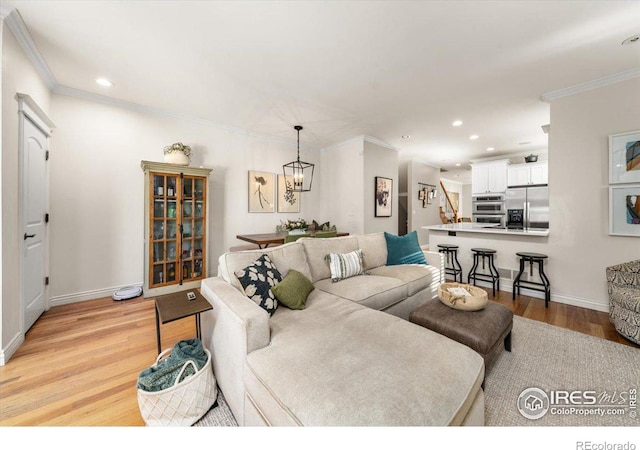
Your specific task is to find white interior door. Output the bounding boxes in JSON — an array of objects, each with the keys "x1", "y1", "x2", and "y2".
[{"x1": 22, "y1": 116, "x2": 48, "y2": 332}]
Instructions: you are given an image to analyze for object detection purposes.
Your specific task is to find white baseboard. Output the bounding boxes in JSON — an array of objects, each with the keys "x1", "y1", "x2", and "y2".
[
  {"x1": 49, "y1": 282, "x2": 143, "y2": 307},
  {"x1": 0, "y1": 331, "x2": 25, "y2": 366},
  {"x1": 457, "y1": 277, "x2": 610, "y2": 313}
]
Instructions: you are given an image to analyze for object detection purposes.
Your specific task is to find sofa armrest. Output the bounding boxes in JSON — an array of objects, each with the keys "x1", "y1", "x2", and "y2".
[
  {"x1": 200, "y1": 276, "x2": 270, "y2": 425},
  {"x1": 606, "y1": 260, "x2": 640, "y2": 289},
  {"x1": 424, "y1": 251, "x2": 445, "y2": 284}
]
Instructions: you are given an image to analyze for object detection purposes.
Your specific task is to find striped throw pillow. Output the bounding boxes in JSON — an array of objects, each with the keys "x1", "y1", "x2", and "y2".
[{"x1": 325, "y1": 249, "x2": 364, "y2": 282}]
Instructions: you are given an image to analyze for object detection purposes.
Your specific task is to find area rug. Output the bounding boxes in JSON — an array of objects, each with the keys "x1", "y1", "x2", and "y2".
[{"x1": 195, "y1": 316, "x2": 640, "y2": 426}]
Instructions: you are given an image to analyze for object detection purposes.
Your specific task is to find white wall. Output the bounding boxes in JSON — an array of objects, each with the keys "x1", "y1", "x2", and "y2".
[
  {"x1": 407, "y1": 160, "x2": 440, "y2": 245},
  {"x1": 363, "y1": 141, "x2": 398, "y2": 235},
  {"x1": 48, "y1": 93, "x2": 322, "y2": 303},
  {"x1": 319, "y1": 138, "x2": 364, "y2": 234},
  {"x1": 461, "y1": 184, "x2": 472, "y2": 219},
  {"x1": 546, "y1": 77, "x2": 640, "y2": 311},
  {"x1": 1, "y1": 22, "x2": 52, "y2": 361}
]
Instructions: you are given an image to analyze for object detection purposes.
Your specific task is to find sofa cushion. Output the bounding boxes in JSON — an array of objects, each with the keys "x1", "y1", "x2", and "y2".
[
  {"x1": 271, "y1": 269, "x2": 314, "y2": 310},
  {"x1": 326, "y1": 249, "x2": 364, "y2": 282},
  {"x1": 356, "y1": 232, "x2": 387, "y2": 270},
  {"x1": 245, "y1": 291, "x2": 484, "y2": 426},
  {"x1": 385, "y1": 231, "x2": 427, "y2": 265},
  {"x1": 314, "y1": 275, "x2": 407, "y2": 311},
  {"x1": 234, "y1": 254, "x2": 282, "y2": 316},
  {"x1": 219, "y1": 242, "x2": 313, "y2": 292},
  {"x1": 369, "y1": 264, "x2": 439, "y2": 297},
  {"x1": 300, "y1": 235, "x2": 359, "y2": 282}
]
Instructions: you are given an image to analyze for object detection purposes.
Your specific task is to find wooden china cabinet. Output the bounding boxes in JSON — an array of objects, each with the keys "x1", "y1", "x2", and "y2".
[{"x1": 141, "y1": 161, "x2": 212, "y2": 296}]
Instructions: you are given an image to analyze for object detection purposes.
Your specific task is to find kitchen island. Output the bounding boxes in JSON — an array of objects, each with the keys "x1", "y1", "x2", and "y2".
[
  {"x1": 426, "y1": 223, "x2": 549, "y2": 237},
  {"x1": 424, "y1": 223, "x2": 550, "y2": 301}
]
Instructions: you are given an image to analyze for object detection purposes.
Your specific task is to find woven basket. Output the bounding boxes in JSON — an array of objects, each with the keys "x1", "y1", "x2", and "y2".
[
  {"x1": 137, "y1": 348, "x2": 217, "y2": 426},
  {"x1": 438, "y1": 282, "x2": 488, "y2": 311}
]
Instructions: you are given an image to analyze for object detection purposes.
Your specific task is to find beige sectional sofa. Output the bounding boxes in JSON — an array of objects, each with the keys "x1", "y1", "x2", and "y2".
[{"x1": 200, "y1": 233, "x2": 485, "y2": 426}]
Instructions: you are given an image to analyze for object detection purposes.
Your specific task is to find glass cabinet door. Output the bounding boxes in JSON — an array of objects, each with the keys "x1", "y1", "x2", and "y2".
[
  {"x1": 150, "y1": 173, "x2": 179, "y2": 287},
  {"x1": 179, "y1": 175, "x2": 207, "y2": 284},
  {"x1": 149, "y1": 171, "x2": 207, "y2": 289}
]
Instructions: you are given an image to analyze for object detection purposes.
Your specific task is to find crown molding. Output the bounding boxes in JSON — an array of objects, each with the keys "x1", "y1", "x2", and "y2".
[
  {"x1": 320, "y1": 135, "x2": 365, "y2": 152},
  {"x1": 321, "y1": 134, "x2": 400, "y2": 153},
  {"x1": 53, "y1": 84, "x2": 321, "y2": 149},
  {"x1": 363, "y1": 135, "x2": 401, "y2": 152},
  {"x1": 3, "y1": 7, "x2": 319, "y2": 151},
  {"x1": 541, "y1": 67, "x2": 640, "y2": 102},
  {"x1": 3, "y1": 8, "x2": 57, "y2": 89},
  {"x1": 0, "y1": 6, "x2": 13, "y2": 19}
]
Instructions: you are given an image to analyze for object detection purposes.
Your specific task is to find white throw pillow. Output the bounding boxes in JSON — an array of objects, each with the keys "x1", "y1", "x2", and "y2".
[{"x1": 325, "y1": 249, "x2": 364, "y2": 282}]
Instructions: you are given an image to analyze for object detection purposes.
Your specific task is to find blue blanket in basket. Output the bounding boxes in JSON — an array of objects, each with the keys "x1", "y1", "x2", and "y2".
[{"x1": 137, "y1": 339, "x2": 208, "y2": 392}]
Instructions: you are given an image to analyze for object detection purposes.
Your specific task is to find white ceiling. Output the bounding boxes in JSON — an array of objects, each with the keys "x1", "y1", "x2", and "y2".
[{"x1": 4, "y1": 1, "x2": 640, "y2": 170}]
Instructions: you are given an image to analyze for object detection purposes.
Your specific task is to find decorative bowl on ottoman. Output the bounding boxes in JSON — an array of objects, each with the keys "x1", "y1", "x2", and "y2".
[{"x1": 438, "y1": 282, "x2": 488, "y2": 311}]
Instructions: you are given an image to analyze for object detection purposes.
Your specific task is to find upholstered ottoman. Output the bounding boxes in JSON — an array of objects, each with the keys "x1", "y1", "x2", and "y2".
[{"x1": 409, "y1": 299, "x2": 513, "y2": 364}]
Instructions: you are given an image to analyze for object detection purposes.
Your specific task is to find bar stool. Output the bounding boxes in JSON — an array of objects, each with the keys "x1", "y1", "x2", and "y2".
[
  {"x1": 513, "y1": 252, "x2": 551, "y2": 308},
  {"x1": 437, "y1": 244, "x2": 463, "y2": 282},
  {"x1": 468, "y1": 248, "x2": 500, "y2": 296}
]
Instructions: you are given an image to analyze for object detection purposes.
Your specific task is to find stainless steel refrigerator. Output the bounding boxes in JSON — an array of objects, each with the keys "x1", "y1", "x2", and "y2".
[{"x1": 505, "y1": 185, "x2": 549, "y2": 230}]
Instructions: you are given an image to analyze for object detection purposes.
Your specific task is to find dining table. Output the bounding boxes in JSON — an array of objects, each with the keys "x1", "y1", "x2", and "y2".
[{"x1": 235, "y1": 231, "x2": 349, "y2": 249}]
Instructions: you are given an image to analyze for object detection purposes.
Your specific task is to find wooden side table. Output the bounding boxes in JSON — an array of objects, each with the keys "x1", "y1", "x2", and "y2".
[{"x1": 154, "y1": 289, "x2": 213, "y2": 354}]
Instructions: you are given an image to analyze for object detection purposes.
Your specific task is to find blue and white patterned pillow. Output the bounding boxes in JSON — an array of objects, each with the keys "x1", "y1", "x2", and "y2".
[
  {"x1": 234, "y1": 254, "x2": 282, "y2": 316},
  {"x1": 325, "y1": 249, "x2": 364, "y2": 283}
]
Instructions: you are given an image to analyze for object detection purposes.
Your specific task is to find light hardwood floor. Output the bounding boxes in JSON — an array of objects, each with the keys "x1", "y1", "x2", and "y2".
[{"x1": 0, "y1": 289, "x2": 637, "y2": 426}]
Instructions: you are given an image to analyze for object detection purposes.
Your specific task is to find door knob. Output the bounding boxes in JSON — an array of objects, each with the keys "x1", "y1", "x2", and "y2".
[{"x1": 24, "y1": 233, "x2": 36, "y2": 240}]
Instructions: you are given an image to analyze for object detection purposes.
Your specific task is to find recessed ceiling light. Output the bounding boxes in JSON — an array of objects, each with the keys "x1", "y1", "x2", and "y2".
[
  {"x1": 455, "y1": 163, "x2": 461, "y2": 167},
  {"x1": 401, "y1": 135, "x2": 411, "y2": 139},
  {"x1": 518, "y1": 141, "x2": 532, "y2": 145},
  {"x1": 622, "y1": 34, "x2": 640, "y2": 45},
  {"x1": 469, "y1": 134, "x2": 479, "y2": 140},
  {"x1": 486, "y1": 147, "x2": 495, "y2": 152},
  {"x1": 452, "y1": 120, "x2": 463, "y2": 127},
  {"x1": 96, "y1": 78, "x2": 114, "y2": 87}
]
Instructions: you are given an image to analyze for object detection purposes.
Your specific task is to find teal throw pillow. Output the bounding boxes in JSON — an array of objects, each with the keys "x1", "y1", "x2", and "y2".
[
  {"x1": 384, "y1": 231, "x2": 427, "y2": 265},
  {"x1": 271, "y1": 269, "x2": 314, "y2": 310}
]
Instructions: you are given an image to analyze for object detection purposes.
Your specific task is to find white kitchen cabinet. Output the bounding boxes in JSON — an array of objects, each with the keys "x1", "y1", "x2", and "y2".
[
  {"x1": 472, "y1": 160, "x2": 509, "y2": 194},
  {"x1": 507, "y1": 162, "x2": 548, "y2": 187}
]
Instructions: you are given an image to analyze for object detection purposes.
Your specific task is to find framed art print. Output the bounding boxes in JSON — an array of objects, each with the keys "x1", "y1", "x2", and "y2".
[
  {"x1": 609, "y1": 184, "x2": 640, "y2": 237},
  {"x1": 375, "y1": 176, "x2": 392, "y2": 217},
  {"x1": 277, "y1": 174, "x2": 300, "y2": 213},
  {"x1": 609, "y1": 130, "x2": 640, "y2": 184},
  {"x1": 248, "y1": 170, "x2": 275, "y2": 213}
]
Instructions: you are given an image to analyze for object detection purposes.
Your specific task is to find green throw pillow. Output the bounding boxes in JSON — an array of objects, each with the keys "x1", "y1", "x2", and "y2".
[
  {"x1": 271, "y1": 269, "x2": 314, "y2": 310},
  {"x1": 384, "y1": 231, "x2": 427, "y2": 265}
]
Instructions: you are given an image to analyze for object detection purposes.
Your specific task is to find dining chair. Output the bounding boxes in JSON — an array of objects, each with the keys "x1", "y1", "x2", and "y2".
[{"x1": 314, "y1": 230, "x2": 337, "y2": 238}]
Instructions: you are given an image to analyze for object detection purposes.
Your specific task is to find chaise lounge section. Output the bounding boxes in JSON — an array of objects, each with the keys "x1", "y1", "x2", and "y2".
[{"x1": 201, "y1": 233, "x2": 485, "y2": 426}]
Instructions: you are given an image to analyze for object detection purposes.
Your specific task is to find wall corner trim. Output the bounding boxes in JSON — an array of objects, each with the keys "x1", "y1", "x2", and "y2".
[
  {"x1": 0, "y1": 332, "x2": 25, "y2": 366},
  {"x1": 49, "y1": 282, "x2": 144, "y2": 308},
  {"x1": 3, "y1": 8, "x2": 57, "y2": 89},
  {"x1": 541, "y1": 66, "x2": 640, "y2": 102}
]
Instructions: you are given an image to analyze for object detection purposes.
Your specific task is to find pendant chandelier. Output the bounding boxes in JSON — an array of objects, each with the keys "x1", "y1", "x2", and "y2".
[{"x1": 283, "y1": 125, "x2": 314, "y2": 192}]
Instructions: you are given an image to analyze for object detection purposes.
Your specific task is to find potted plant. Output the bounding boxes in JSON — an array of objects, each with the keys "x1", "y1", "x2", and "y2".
[
  {"x1": 283, "y1": 218, "x2": 307, "y2": 235},
  {"x1": 163, "y1": 142, "x2": 191, "y2": 165}
]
